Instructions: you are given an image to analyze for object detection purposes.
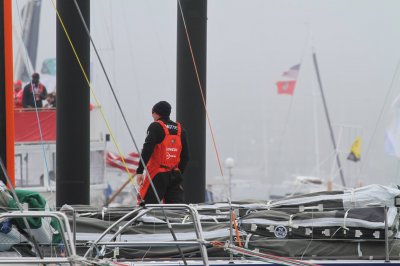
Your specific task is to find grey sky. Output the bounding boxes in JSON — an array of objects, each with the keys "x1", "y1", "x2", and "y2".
[{"x1": 13, "y1": 0, "x2": 400, "y2": 199}]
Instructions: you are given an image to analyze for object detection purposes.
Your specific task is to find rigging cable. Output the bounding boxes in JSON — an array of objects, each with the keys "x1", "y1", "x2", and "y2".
[
  {"x1": 231, "y1": 211, "x2": 242, "y2": 247},
  {"x1": 270, "y1": 30, "x2": 310, "y2": 192},
  {"x1": 300, "y1": 210, "x2": 315, "y2": 260},
  {"x1": 68, "y1": 0, "x2": 176, "y2": 212},
  {"x1": 49, "y1": 1, "x2": 189, "y2": 264},
  {"x1": 177, "y1": 0, "x2": 224, "y2": 177},
  {"x1": 211, "y1": 241, "x2": 320, "y2": 266},
  {"x1": 14, "y1": 0, "x2": 55, "y2": 208},
  {"x1": 0, "y1": 158, "x2": 44, "y2": 259},
  {"x1": 358, "y1": 57, "x2": 400, "y2": 180},
  {"x1": 312, "y1": 50, "x2": 346, "y2": 187},
  {"x1": 49, "y1": 0, "x2": 142, "y2": 201}
]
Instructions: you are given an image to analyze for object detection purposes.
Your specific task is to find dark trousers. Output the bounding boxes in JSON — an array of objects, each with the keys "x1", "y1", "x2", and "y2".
[{"x1": 143, "y1": 171, "x2": 184, "y2": 204}]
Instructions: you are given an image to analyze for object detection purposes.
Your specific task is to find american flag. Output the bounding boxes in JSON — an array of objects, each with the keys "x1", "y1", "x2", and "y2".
[
  {"x1": 106, "y1": 151, "x2": 139, "y2": 173},
  {"x1": 282, "y1": 64, "x2": 301, "y2": 79}
]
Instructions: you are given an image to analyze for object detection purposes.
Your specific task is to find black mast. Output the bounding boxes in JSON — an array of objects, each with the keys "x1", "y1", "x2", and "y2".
[
  {"x1": 56, "y1": 0, "x2": 90, "y2": 206},
  {"x1": 312, "y1": 51, "x2": 346, "y2": 187},
  {"x1": 176, "y1": 0, "x2": 207, "y2": 203}
]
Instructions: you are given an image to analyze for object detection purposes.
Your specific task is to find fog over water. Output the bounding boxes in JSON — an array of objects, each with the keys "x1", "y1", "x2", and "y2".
[{"x1": 13, "y1": 0, "x2": 400, "y2": 200}]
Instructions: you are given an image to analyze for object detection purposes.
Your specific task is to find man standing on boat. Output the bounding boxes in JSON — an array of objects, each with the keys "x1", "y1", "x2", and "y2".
[
  {"x1": 22, "y1": 72, "x2": 48, "y2": 108},
  {"x1": 136, "y1": 101, "x2": 189, "y2": 204}
]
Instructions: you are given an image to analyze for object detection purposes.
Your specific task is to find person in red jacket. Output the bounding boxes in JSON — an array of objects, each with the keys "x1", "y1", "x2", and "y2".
[
  {"x1": 13, "y1": 80, "x2": 23, "y2": 108},
  {"x1": 136, "y1": 101, "x2": 189, "y2": 204}
]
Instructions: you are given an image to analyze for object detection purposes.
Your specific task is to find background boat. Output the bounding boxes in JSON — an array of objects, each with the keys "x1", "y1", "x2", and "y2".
[{"x1": 14, "y1": 106, "x2": 109, "y2": 206}]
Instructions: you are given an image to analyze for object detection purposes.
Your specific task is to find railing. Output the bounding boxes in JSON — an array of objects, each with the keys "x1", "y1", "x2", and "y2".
[
  {"x1": 14, "y1": 109, "x2": 56, "y2": 143},
  {"x1": 14, "y1": 105, "x2": 104, "y2": 143},
  {"x1": 0, "y1": 211, "x2": 83, "y2": 264},
  {"x1": 83, "y1": 204, "x2": 210, "y2": 266}
]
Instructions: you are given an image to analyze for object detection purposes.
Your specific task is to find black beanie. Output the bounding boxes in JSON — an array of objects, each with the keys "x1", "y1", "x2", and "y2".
[{"x1": 152, "y1": 101, "x2": 171, "y2": 117}]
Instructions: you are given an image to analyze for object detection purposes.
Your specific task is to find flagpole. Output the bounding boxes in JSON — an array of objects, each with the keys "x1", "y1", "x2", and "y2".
[
  {"x1": 312, "y1": 51, "x2": 346, "y2": 187},
  {"x1": 104, "y1": 173, "x2": 136, "y2": 207}
]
